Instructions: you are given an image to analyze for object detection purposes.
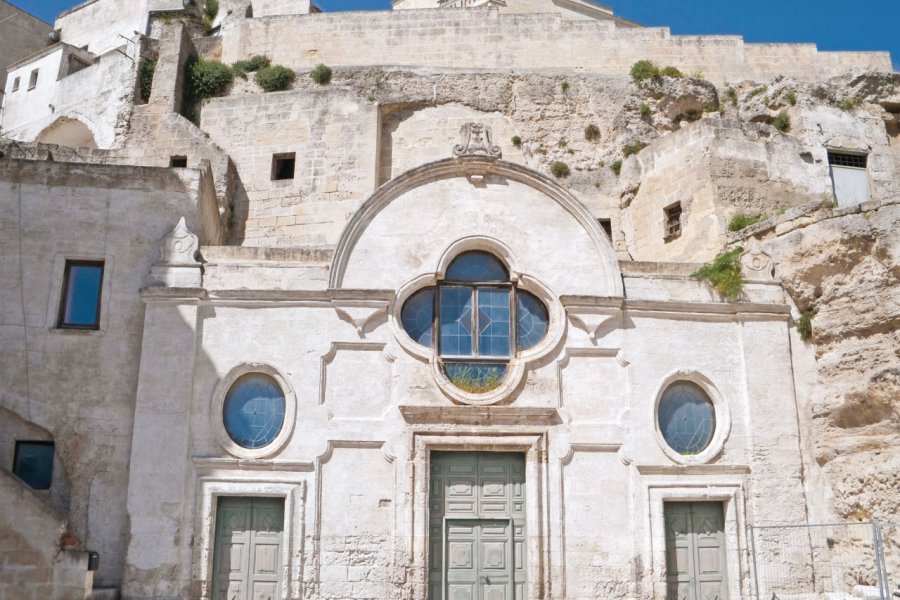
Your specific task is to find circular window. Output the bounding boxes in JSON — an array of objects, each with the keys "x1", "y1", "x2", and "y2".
[
  {"x1": 657, "y1": 381, "x2": 716, "y2": 455},
  {"x1": 222, "y1": 374, "x2": 286, "y2": 449}
]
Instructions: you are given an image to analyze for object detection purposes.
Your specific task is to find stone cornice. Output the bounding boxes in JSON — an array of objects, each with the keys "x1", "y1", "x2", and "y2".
[{"x1": 399, "y1": 405, "x2": 562, "y2": 426}]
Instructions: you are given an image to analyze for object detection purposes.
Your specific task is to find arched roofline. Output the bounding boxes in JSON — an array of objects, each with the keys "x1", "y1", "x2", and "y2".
[{"x1": 329, "y1": 156, "x2": 624, "y2": 296}]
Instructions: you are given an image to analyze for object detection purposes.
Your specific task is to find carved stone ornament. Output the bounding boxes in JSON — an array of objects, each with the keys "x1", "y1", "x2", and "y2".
[
  {"x1": 740, "y1": 237, "x2": 774, "y2": 280},
  {"x1": 453, "y1": 122, "x2": 502, "y2": 158},
  {"x1": 159, "y1": 217, "x2": 199, "y2": 265}
]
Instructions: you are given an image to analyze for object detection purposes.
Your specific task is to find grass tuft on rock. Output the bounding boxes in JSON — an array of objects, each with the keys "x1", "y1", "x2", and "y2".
[
  {"x1": 728, "y1": 213, "x2": 767, "y2": 232},
  {"x1": 611, "y1": 159, "x2": 623, "y2": 176},
  {"x1": 584, "y1": 123, "x2": 600, "y2": 142},
  {"x1": 232, "y1": 55, "x2": 271, "y2": 77},
  {"x1": 797, "y1": 309, "x2": 815, "y2": 341},
  {"x1": 511, "y1": 135, "x2": 522, "y2": 147},
  {"x1": 622, "y1": 142, "x2": 647, "y2": 158},
  {"x1": 139, "y1": 59, "x2": 156, "y2": 101},
  {"x1": 773, "y1": 111, "x2": 791, "y2": 133},
  {"x1": 255, "y1": 65, "x2": 296, "y2": 92},
  {"x1": 310, "y1": 63, "x2": 332, "y2": 85},
  {"x1": 550, "y1": 161, "x2": 571, "y2": 178}
]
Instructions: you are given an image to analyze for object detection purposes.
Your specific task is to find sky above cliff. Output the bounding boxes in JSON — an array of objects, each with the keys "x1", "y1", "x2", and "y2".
[{"x1": 13, "y1": 0, "x2": 900, "y2": 70}]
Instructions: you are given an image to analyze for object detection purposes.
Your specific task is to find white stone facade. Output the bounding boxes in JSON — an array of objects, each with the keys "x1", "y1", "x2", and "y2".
[{"x1": 0, "y1": 1, "x2": 897, "y2": 600}]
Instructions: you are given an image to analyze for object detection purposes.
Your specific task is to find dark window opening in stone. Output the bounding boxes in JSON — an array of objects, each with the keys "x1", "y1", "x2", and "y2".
[
  {"x1": 598, "y1": 218, "x2": 612, "y2": 240},
  {"x1": 58, "y1": 260, "x2": 104, "y2": 329},
  {"x1": 170, "y1": 156, "x2": 188, "y2": 168},
  {"x1": 272, "y1": 153, "x2": 296, "y2": 180},
  {"x1": 664, "y1": 203, "x2": 682, "y2": 240},
  {"x1": 28, "y1": 69, "x2": 39, "y2": 90},
  {"x1": 13, "y1": 441, "x2": 54, "y2": 490},
  {"x1": 12, "y1": 77, "x2": 20, "y2": 92}
]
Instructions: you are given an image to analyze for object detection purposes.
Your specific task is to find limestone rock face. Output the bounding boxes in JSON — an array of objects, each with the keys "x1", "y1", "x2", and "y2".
[{"x1": 762, "y1": 203, "x2": 900, "y2": 522}]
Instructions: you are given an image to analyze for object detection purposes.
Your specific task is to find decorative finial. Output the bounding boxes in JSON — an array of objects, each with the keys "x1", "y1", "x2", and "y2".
[
  {"x1": 159, "y1": 217, "x2": 199, "y2": 265},
  {"x1": 740, "y1": 238, "x2": 774, "y2": 280}
]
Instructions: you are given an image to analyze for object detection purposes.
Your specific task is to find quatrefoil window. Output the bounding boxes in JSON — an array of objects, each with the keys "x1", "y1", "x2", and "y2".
[{"x1": 400, "y1": 251, "x2": 548, "y2": 394}]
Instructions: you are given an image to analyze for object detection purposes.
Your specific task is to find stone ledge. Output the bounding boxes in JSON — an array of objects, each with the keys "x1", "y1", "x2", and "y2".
[{"x1": 399, "y1": 405, "x2": 561, "y2": 426}]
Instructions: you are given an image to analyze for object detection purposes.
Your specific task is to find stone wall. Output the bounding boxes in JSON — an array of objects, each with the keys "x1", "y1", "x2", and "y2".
[{"x1": 223, "y1": 9, "x2": 891, "y2": 83}]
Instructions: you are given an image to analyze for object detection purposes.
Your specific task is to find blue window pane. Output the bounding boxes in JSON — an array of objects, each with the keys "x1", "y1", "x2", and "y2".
[
  {"x1": 446, "y1": 251, "x2": 508, "y2": 282},
  {"x1": 223, "y1": 374, "x2": 286, "y2": 449},
  {"x1": 13, "y1": 442, "x2": 54, "y2": 490},
  {"x1": 657, "y1": 382, "x2": 716, "y2": 455},
  {"x1": 439, "y1": 286, "x2": 473, "y2": 356},
  {"x1": 401, "y1": 288, "x2": 434, "y2": 346},
  {"x1": 517, "y1": 291, "x2": 549, "y2": 351},
  {"x1": 61, "y1": 263, "x2": 103, "y2": 327},
  {"x1": 477, "y1": 287, "x2": 511, "y2": 357},
  {"x1": 443, "y1": 362, "x2": 507, "y2": 394}
]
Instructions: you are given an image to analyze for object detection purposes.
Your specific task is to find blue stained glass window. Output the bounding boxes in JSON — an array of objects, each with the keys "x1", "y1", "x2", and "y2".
[
  {"x1": 657, "y1": 382, "x2": 716, "y2": 455},
  {"x1": 517, "y1": 291, "x2": 549, "y2": 351},
  {"x1": 401, "y1": 288, "x2": 434, "y2": 346},
  {"x1": 439, "y1": 286, "x2": 474, "y2": 356},
  {"x1": 477, "y1": 287, "x2": 511, "y2": 357},
  {"x1": 223, "y1": 374, "x2": 286, "y2": 449},
  {"x1": 59, "y1": 261, "x2": 104, "y2": 328},
  {"x1": 13, "y1": 441, "x2": 54, "y2": 490},
  {"x1": 445, "y1": 251, "x2": 508, "y2": 282},
  {"x1": 443, "y1": 363, "x2": 508, "y2": 394}
]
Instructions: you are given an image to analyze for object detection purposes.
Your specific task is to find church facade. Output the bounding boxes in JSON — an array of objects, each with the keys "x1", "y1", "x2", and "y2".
[{"x1": 1, "y1": 1, "x2": 898, "y2": 599}]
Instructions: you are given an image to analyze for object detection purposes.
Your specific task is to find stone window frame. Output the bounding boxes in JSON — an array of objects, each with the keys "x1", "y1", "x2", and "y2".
[
  {"x1": 45, "y1": 253, "x2": 115, "y2": 336},
  {"x1": 651, "y1": 370, "x2": 731, "y2": 465},
  {"x1": 392, "y1": 236, "x2": 566, "y2": 406},
  {"x1": 645, "y1": 481, "x2": 748, "y2": 600},
  {"x1": 192, "y1": 474, "x2": 306, "y2": 600},
  {"x1": 28, "y1": 68, "x2": 39, "y2": 90},
  {"x1": 210, "y1": 363, "x2": 297, "y2": 459},
  {"x1": 271, "y1": 152, "x2": 296, "y2": 181},
  {"x1": 407, "y1": 430, "x2": 550, "y2": 600},
  {"x1": 663, "y1": 201, "x2": 683, "y2": 241}
]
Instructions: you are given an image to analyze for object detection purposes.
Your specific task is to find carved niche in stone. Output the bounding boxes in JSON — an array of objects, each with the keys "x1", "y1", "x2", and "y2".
[
  {"x1": 453, "y1": 123, "x2": 502, "y2": 158},
  {"x1": 740, "y1": 237, "x2": 774, "y2": 280},
  {"x1": 159, "y1": 216, "x2": 200, "y2": 265}
]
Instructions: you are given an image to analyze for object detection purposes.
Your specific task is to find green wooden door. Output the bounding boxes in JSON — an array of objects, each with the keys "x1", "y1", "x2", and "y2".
[
  {"x1": 212, "y1": 497, "x2": 285, "y2": 600},
  {"x1": 429, "y1": 452, "x2": 526, "y2": 600},
  {"x1": 664, "y1": 502, "x2": 728, "y2": 600}
]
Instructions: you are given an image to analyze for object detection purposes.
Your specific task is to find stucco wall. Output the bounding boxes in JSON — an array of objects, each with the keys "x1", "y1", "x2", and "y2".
[{"x1": 0, "y1": 1, "x2": 51, "y2": 97}]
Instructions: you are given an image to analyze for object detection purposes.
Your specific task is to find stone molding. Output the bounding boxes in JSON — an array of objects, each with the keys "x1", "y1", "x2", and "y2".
[{"x1": 452, "y1": 122, "x2": 502, "y2": 158}]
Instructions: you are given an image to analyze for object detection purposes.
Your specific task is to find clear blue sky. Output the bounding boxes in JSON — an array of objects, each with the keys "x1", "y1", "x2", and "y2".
[{"x1": 14, "y1": 0, "x2": 899, "y2": 70}]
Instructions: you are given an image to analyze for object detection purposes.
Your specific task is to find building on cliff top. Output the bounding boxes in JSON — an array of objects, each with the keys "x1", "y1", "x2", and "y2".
[{"x1": 0, "y1": 0, "x2": 898, "y2": 599}]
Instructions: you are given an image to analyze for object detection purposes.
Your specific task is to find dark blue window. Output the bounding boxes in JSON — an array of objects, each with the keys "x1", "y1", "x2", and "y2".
[
  {"x1": 657, "y1": 382, "x2": 716, "y2": 455},
  {"x1": 58, "y1": 261, "x2": 104, "y2": 329},
  {"x1": 13, "y1": 441, "x2": 54, "y2": 490},
  {"x1": 223, "y1": 374, "x2": 286, "y2": 449},
  {"x1": 400, "y1": 252, "x2": 550, "y2": 394}
]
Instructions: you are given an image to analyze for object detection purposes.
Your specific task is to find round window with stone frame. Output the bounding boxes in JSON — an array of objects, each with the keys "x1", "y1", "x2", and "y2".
[
  {"x1": 213, "y1": 365, "x2": 296, "y2": 459},
  {"x1": 657, "y1": 380, "x2": 717, "y2": 456},
  {"x1": 400, "y1": 251, "x2": 549, "y2": 394}
]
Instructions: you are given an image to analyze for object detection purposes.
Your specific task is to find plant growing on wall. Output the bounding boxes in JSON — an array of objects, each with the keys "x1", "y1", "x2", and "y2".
[
  {"x1": 232, "y1": 55, "x2": 271, "y2": 77},
  {"x1": 728, "y1": 213, "x2": 767, "y2": 232},
  {"x1": 255, "y1": 65, "x2": 296, "y2": 92},
  {"x1": 511, "y1": 135, "x2": 522, "y2": 147},
  {"x1": 584, "y1": 124, "x2": 600, "y2": 142},
  {"x1": 797, "y1": 309, "x2": 815, "y2": 341},
  {"x1": 138, "y1": 59, "x2": 156, "y2": 101},
  {"x1": 611, "y1": 159, "x2": 622, "y2": 175},
  {"x1": 310, "y1": 63, "x2": 332, "y2": 85},
  {"x1": 773, "y1": 111, "x2": 791, "y2": 133},
  {"x1": 550, "y1": 161, "x2": 570, "y2": 178},
  {"x1": 622, "y1": 142, "x2": 646, "y2": 158},
  {"x1": 693, "y1": 247, "x2": 745, "y2": 301},
  {"x1": 203, "y1": 0, "x2": 219, "y2": 34},
  {"x1": 182, "y1": 57, "x2": 234, "y2": 121},
  {"x1": 630, "y1": 60, "x2": 660, "y2": 82},
  {"x1": 660, "y1": 65, "x2": 685, "y2": 78}
]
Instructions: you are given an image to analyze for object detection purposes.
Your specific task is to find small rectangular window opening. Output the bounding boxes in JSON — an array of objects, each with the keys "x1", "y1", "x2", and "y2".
[
  {"x1": 598, "y1": 218, "x2": 613, "y2": 241},
  {"x1": 664, "y1": 203, "x2": 682, "y2": 240},
  {"x1": 28, "y1": 69, "x2": 39, "y2": 90},
  {"x1": 58, "y1": 260, "x2": 104, "y2": 329},
  {"x1": 272, "y1": 153, "x2": 296, "y2": 181},
  {"x1": 12, "y1": 77, "x2": 20, "y2": 92},
  {"x1": 170, "y1": 155, "x2": 188, "y2": 168},
  {"x1": 67, "y1": 55, "x2": 90, "y2": 76},
  {"x1": 827, "y1": 151, "x2": 867, "y2": 169},
  {"x1": 13, "y1": 441, "x2": 54, "y2": 490}
]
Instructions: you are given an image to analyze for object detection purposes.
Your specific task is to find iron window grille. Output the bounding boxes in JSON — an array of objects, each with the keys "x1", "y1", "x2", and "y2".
[
  {"x1": 827, "y1": 151, "x2": 867, "y2": 169},
  {"x1": 664, "y1": 203, "x2": 683, "y2": 240}
]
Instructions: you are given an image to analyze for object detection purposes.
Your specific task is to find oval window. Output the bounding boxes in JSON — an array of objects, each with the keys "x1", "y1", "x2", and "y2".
[
  {"x1": 657, "y1": 381, "x2": 716, "y2": 455},
  {"x1": 223, "y1": 374, "x2": 286, "y2": 449}
]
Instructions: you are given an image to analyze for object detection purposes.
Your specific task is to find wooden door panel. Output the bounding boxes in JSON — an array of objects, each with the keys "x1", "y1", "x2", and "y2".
[
  {"x1": 213, "y1": 497, "x2": 284, "y2": 600},
  {"x1": 664, "y1": 502, "x2": 727, "y2": 600}
]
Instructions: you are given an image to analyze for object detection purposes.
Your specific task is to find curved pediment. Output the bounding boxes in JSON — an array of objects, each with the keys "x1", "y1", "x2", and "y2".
[{"x1": 331, "y1": 156, "x2": 623, "y2": 298}]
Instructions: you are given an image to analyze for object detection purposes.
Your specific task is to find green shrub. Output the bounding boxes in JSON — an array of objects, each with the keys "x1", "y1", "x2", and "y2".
[
  {"x1": 839, "y1": 96, "x2": 861, "y2": 111},
  {"x1": 511, "y1": 135, "x2": 522, "y2": 147},
  {"x1": 611, "y1": 159, "x2": 622, "y2": 175},
  {"x1": 693, "y1": 247, "x2": 745, "y2": 301},
  {"x1": 725, "y1": 87, "x2": 737, "y2": 106},
  {"x1": 584, "y1": 123, "x2": 600, "y2": 142},
  {"x1": 660, "y1": 65, "x2": 685, "y2": 78},
  {"x1": 728, "y1": 213, "x2": 766, "y2": 232},
  {"x1": 255, "y1": 65, "x2": 295, "y2": 92},
  {"x1": 550, "y1": 161, "x2": 570, "y2": 179},
  {"x1": 232, "y1": 55, "x2": 271, "y2": 76},
  {"x1": 785, "y1": 89, "x2": 797, "y2": 106},
  {"x1": 310, "y1": 63, "x2": 332, "y2": 85},
  {"x1": 630, "y1": 60, "x2": 660, "y2": 82},
  {"x1": 561, "y1": 81, "x2": 570, "y2": 92},
  {"x1": 773, "y1": 111, "x2": 791, "y2": 133},
  {"x1": 749, "y1": 85, "x2": 768, "y2": 98},
  {"x1": 366, "y1": 93, "x2": 376, "y2": 102},
  {"x1": 203, "y1": 0, "x2": 219, "y2": 34},
  {"x1": 797, "y1": 309, "x2": 815, "y2": 341},
  {"x1": 640, "y1": 103, "x2": 651, "y2": 117},
  {"x1": 622, "y1": 142, "x2": 646, "y2": 158},
  {"x1": 182, "y1": 57, "x2": 233, "y2": 116},
  {"x1": 138, "y1": 59, "x2": 156, "y2": 101}
]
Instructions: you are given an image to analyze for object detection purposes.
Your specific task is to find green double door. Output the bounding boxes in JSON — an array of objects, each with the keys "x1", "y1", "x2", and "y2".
[
  {"x1": 212, "y1": 497, "x2": 285, "y2": 600},
  {"x1": 429, "y1": 452, "x2": 527, "y2": 600},
  {"x1": 664, "y1": 502, "x2": 728, "y2": 600}
]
